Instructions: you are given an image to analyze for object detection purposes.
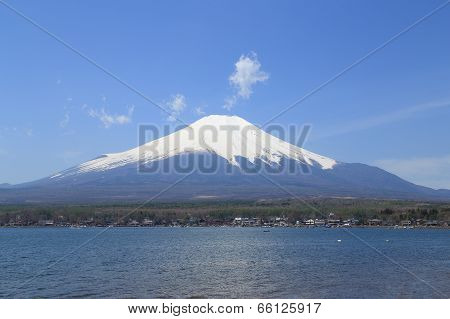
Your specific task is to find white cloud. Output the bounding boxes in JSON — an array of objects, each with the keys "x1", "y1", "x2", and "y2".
[
  {"x1": 374, "y1": 154, "x2": 450, "y2": 190},
  {"x1": 223, "y1": 96, "x2": 237, "y2": 111},
  {"x1": 87, "y1": 105, "x2": 135, "y2": 128},
  {"x1": 60, "y1": 112, "x2": 70, "y2": 128},
  {"x1": 230, "y1": 53, "x2": 269, "y2": 98},
  {"x1": 195, "y1": 106, "x2": 206, "y2": 116},
  {"x1": 224, "y1": 52, "x2": 269, "y2": 110},
  {"x1": 166, "y1": 94, "x2": 186, "y2": 122}
]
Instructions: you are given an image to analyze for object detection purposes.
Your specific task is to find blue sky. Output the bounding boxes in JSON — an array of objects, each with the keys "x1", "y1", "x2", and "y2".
[{"x1": 1, "y1": 0, "x2": 449, "y2": 188}]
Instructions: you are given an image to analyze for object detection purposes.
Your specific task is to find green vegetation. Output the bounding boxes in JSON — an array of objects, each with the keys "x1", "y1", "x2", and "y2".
[{"x1": 1, "y1": 198, "x2": 449, "y2": 227}]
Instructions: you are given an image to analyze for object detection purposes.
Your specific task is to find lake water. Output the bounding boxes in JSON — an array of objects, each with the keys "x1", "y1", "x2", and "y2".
[{"x1": 1, "y1": 227, "x2": 449, "y2": 298}]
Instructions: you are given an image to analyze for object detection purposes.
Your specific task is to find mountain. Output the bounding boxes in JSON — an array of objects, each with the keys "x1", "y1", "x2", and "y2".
[{"x1": 1, "y1": 115, "x2": 449, "y2": 203}]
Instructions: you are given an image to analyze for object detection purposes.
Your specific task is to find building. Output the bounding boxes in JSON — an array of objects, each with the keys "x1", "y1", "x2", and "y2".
[
  {"x1": 304, "y1": 219, "x2": 315, "y2": 226},
  {"x1": 400, "y1": 220, "x2": 412, "y2": 226},
  {"x1": 314, "y1": 219, "x2": 326, "y2": 226},
  {"x1": 142, "y1": 218, "x2": 153, "y2": 226},
  {"x1": 368, "y1": 219, "x2": 382, "y2": 226},
  {"x1": 233, "y1": 217, "x2": 260, "y2": 227},
  {"x1": 233, "y1": 217, "x2": 242, "y2": 226},
  {"x1": 327, "y1": 219, "x2": 341, "y2": 227},
  {"x1": 38, "y1": 219, "x2": 54, "y2": 226},
  {"x1": 425, "y1": 220, "x2": 439, "y2": 227},
  {"x1": 128, "y1": 220, "x2": 140, "y2": 227}
]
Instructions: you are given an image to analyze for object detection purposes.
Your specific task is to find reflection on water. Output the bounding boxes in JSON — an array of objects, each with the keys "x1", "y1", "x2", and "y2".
[{"x1": 1, "y1": 227, "x2": 449, "y2": 298}]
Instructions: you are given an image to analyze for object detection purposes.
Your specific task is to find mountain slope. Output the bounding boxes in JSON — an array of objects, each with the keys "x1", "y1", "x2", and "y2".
[
  {"x1": 1, "y1": 115, "x2": 449, "y2": 203},
  {"x1": 49, "y1": 115, "x2": 336, "y2": 180}
]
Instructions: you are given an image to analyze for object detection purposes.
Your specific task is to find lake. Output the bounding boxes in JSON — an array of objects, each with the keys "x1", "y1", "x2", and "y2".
[{"x1": 1, "y1": 227, "x2": 449, "y2": 298}]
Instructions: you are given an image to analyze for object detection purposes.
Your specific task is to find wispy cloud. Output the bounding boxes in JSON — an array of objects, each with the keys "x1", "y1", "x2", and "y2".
[
  {"x1": 223, "y1": 96, "x2": 237, "y2": 111},
  {"x1": 374, "y1": 154, "x2": 450, "y2": 190},
  {"x1": 0, "y1": 126, "x2": 33, "y2": 138},
  {"x1": 316, "y1": 99, "x2": 450, "y2": 139},
  {"x1": 166, "y1": 94, "x2": 186, "y2": 122},
  {"x1": 194, "y1": 106, "x2": 206, "y2": 116},
  {"x1": 60, "y1": 111, "x2": 70, "y2": 128},
  {"x1": 86, "y1": 105, "x2": 135, "y2": 128},
  {"x1": 224, "y1": 52, "x2": 269, "y2": 110}
]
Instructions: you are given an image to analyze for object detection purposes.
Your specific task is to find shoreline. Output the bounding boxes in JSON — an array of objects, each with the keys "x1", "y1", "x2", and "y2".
[{"x1": 1, "y1": 225, "x2": 449, "y2": 230}]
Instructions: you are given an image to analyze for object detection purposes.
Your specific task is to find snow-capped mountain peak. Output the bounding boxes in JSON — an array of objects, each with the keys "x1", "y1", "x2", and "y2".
[{"x1": 51, "y1": 115, "x2": 337, "y2": 178}]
